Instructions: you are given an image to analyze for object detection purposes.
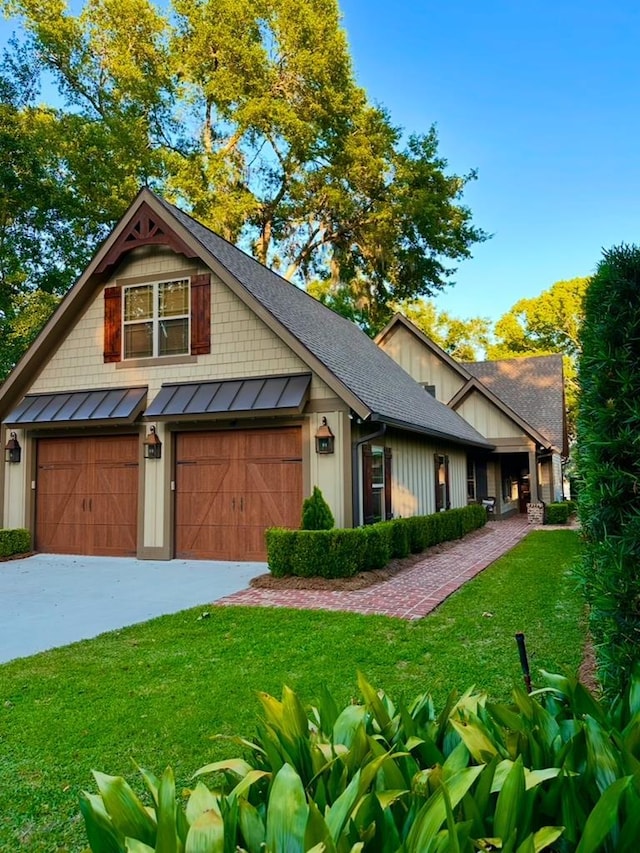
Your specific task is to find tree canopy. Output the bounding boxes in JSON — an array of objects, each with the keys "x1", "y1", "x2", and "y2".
[
  {"x1": 0, "y1": 0, "x2": 488, "y2": 377},
  {"x1": 487, "y1": 277, "x2": 588, "y2": 440}
]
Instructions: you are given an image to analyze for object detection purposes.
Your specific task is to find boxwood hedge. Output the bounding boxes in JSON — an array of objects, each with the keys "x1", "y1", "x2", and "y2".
[
  {"x1": 266, "y1": 504, "x2": 487, "y2": 578},
  {"x1": 0, "y1": 528, "x2": 31, "y2": 558}
]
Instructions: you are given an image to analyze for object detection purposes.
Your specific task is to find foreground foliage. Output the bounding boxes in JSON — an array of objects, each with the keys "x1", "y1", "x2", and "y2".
[
  {"x1": 577, "y1": 244, "x2": 640, "y2": 695},
  {"x1": 82, "y1": 667, "x2": 640, "y2": 852}
]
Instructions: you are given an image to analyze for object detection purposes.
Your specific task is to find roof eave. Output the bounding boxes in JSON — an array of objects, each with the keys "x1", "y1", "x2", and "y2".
[{"x1": 368, "y1": 413, "x2": 494, "y2": 450}]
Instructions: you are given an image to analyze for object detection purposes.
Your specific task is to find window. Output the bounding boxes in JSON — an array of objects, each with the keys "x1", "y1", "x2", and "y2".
[
  {"x1": 371, "y1": 448, "x2": 385, "y2": 523},
  {"x1": 104, "y1": 272, "x2": 211, "y2": 364},
  {"x1": 434, "y1": 453, "x2": 450, "y2": 512},
  {"x1": 123, "y1": 279, "x2": 190, "y2": 360},
  {"x1": 467, "y1": 458, "x2": 476, "y2": 502},
  {"x1": 362, "y1": 445, "x2": 392, "y2": 525},
  {"x1": 421, "y1": 383, "x2": 437, "y2": 397}
]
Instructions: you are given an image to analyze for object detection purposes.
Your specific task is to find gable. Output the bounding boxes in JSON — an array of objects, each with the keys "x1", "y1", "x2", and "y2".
[
  {"x1": 28, "y1": 245, "x2": 334, "y2": 404},
  {"x1": 453, "y1": 388, "x2": 536, "y2": 443},
  {"x1": 377, "y1": 324, "x2": 467, "y2": 403}
]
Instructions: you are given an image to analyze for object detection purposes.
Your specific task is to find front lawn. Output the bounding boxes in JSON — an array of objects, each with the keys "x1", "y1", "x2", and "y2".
[{"x1": 0, "y1": 530, "x2": 583, "y2": 851}]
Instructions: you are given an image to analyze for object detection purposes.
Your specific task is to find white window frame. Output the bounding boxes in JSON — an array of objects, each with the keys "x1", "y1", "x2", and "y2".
[
  {"x1": 122, "y1": 278, "x2": 190, "y2": 360},
  {"x1": 371, "y1": 446, "x2": 385, "y2": 523}
]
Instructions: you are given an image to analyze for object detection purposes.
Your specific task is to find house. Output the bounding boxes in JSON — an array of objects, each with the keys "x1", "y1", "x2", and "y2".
[
  {"x1": 375, "y1": 314, "x2": 568, "y2": 517},
  {"x1": 0, "y1": 189, "x2": 492, "y2": 560}
]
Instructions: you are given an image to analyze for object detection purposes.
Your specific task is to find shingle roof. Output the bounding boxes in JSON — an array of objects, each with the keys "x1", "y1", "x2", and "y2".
[
  {"x1": 155, "y1": 194, "x2": 491, "y2": 448},
  {"x1": 464, "y1": 355, "x2": 566, "y2": 453}
]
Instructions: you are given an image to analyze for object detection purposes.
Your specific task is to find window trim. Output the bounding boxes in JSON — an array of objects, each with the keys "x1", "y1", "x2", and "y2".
[{"x1": 122, "y1": 277, "x2": 191, "y2": 361}]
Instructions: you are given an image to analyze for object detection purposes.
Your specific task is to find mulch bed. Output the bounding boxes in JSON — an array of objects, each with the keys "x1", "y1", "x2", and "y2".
[{"x1": 0, "y1": 552, "x2": 34, "y2": 563}]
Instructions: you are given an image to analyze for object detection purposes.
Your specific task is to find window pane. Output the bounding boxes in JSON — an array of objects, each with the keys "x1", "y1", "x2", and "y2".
[
  {"x1": 159, "y1": 280, "x2": 189, "y2": 317},
  {"x1": 124, "y1": 322, "x2": 153, "y2": 358},
  {"x1": 159, "y1": 318, "x2": 189, "y2": 356},
  {"x1": 124, "y1": 285, "x2": 153, "y2": 321},
  {"x1": 372, "y1": 451, "x2": 384, "y2": 486},
  {"x1": 371, "y1": 488, "x2": 383, "y2": 523}
]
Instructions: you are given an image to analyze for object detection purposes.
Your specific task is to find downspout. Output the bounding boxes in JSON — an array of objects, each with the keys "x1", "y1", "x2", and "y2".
[{"x1": 351, "y1": 421, "x2": 386, "y2": 528}]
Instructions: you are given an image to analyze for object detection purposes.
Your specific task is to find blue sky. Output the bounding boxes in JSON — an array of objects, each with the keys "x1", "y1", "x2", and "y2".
[
  {"x1": 2, "y1": 1, "x2": 639, "y2": 323},
  {"x1": 340, "y1": 0, "x2": 640, "y2": 322}
]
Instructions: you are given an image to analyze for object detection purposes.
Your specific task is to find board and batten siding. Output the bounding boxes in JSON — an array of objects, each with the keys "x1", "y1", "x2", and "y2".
[
  {"x1": 377, "y1": 325, "x2": 466, "y2": 404},
  {"x1": 28, "y1": 246, "x2": 335, "y2": 404},
  {"x1": 454, "y1": 391, "x2": 530, "y2": 442},
  {"x1": 383, "y1": 432, "x2": 467, "y2": 519}
]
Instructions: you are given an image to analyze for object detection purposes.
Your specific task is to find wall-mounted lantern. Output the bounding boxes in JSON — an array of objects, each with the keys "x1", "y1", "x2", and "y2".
[
  {"x1": 315, "y1": 417, "x2": 335, "y2": 454},
  {"x1": 4, "y1": 431, "x2": 21, "y2": 464},
  {"x1": 143, "y1": 426, "x2": 162, "y2": 459}
]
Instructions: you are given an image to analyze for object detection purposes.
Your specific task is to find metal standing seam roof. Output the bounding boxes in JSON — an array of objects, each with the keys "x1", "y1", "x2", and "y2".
[
  {"x1": 5, "y1": 387, "x2": 148, "y2": 426},
  {"x1": 152, "y1": 195, "x2": 493, "y2": 449},
  {"x1": 145, "y1": 375, "x2": 311, "y2": 419}
]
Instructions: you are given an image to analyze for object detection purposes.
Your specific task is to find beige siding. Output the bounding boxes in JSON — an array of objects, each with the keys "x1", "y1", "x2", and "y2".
[
  {"x1": 383, "y1": 432, "x2": 467, "y2": 519},
  {"x1": 455, "y1": 391, "x2": 530, "y2": 441},
  {"x1": 2, "y1": 428, "x2": 28, "y2": 529},
  {"x1": 539, "y1": 458, "x2": 554, "y2": 504},
  {"x1": 378, "y1": 325, "x2": 466, "y2": 403},
  {"x1": 29, "y1": 246, "x2": 334, "y2": 402},
  {"x1": 307, "y1": 411, "x2": 350, "y2": 527}
]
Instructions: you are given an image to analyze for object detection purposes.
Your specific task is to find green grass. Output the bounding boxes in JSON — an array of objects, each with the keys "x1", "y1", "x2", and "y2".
[{"x1": 0, "y1": 530, "x2": 584, "y2": 851}]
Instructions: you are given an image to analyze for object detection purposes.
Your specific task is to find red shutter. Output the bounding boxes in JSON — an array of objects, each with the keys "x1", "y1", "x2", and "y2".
[
  {"x1": 103, "y1": 286, "x2": 122, "y2": 363},
  {"x1": 362, "y1": 444, "x2": 374, "y2": 525},
  {"x1": 434, "y1": 453, "x2": 442, "y2": 512},
  {"x1": 191, "y1": 273, "x2": 211, "y2": 355},
  {"x1": 384, "y1": 447, "x2": 393, "y2": 520}
]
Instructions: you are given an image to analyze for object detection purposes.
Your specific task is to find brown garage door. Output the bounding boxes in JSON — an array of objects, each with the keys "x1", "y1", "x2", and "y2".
[
  {"x1": 36, "y1": 435, "x2": 139, "y2": 556},
  {"x1": 175, "y1": 427, "x2": 302, "y2": 560}
]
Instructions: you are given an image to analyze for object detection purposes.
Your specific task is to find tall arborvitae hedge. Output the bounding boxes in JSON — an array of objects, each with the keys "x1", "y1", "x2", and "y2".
[{"x1": 577, "y1": 244, "x2": 640, "y2": 694}]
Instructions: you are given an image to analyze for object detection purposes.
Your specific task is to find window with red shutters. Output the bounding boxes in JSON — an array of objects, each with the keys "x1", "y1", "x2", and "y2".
[{"x1": 103, "y1": 273, "x2": 211, "y2": 362}]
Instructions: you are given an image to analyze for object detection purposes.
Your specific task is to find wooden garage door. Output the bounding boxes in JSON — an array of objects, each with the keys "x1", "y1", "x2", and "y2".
[
  {"x1": 175, "y1": 427, "x2": 302, "y2": 560},
  {"x1": 36, "y1": 436, "x2": 139, "y2": 556}
]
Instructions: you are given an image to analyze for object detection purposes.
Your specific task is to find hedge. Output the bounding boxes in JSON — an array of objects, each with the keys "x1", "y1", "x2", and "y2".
[
  {"x1": 0, "y1": 528, "x2": 31, "y2": 558},
  {"x1": 545, "y1": 502, "x2": 572, "y2": 525},
  {"x1": 266, "y1": 504, "x2": 487, "y2": 579}
]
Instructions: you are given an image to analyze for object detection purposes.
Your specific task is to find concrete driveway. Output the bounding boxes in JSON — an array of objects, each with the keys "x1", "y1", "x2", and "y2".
[{"x1": 0, "y1": 553, "x2": 266, "y2": 664}]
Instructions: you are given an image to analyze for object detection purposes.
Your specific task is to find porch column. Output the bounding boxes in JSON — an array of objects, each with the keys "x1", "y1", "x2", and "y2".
[{"x1": 528, "y1": 449, "x2": 540, "y2": 502}]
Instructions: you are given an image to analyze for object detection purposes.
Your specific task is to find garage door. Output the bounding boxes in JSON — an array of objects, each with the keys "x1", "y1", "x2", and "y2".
[
  {"x1": 36, "y1": 436, "x2": 139, "y2": 556},
  {"x1": 175, "y1": 427, "x2": 302, "y2": 560}
]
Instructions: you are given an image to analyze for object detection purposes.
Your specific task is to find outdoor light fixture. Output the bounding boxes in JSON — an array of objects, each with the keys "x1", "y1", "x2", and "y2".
[
  {"x1": 143, "y1": 426, "x2": 162, "y2": 459},
  {"x1": 315, "y1": 417, "x2": 335, "y2": 454},
  {"x1": 4, "y1": 431, "x2": 21, "y2": 464}
]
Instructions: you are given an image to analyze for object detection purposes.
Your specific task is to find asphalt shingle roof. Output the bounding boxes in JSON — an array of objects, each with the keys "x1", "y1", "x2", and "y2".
[
  {"x1": 464, "y1": 355, "x2": 566, "y2": 452},
  {"x1": 156, "y1": 195, "x2": 491, "y2": 448}
]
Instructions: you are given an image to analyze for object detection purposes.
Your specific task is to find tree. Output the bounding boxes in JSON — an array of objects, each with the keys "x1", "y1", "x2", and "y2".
[
  {"x1": 488, "y1": 277, "x2": 587, "y2": 360},
  {"x1": 576, "y1": 245, "x2": 640, "y2": 695},
  {"x1": 487, "y1": 277, "x2": 589, "y2": 439},
  {"x1": 0, "y1": 0, "x2": 487, "y2": 346},
  {"x1": 393, "y1": 298, "x2": 490, "y2": 360}
]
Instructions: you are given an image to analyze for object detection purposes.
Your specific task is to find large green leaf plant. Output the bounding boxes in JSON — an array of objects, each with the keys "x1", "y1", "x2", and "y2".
[{"x1": 80, "y1": 668, "x2": 640, "y2": 852}]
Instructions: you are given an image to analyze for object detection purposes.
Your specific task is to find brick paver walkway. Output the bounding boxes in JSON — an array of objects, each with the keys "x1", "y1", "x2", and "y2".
[{"x1": 216, "y1": 516, "x2": 532, "y2": 620}]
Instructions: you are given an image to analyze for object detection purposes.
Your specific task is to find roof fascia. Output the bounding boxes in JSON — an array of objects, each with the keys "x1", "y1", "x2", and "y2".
[
  {"x1": 368, "y1": 413, "x2": 494, "y2": 450},
  {"x1": 375, "y1": 313, "x2": 472, "y2": 381},
  {"x1": 449, "y1": 378, "x2": 555, "y2": 450}
]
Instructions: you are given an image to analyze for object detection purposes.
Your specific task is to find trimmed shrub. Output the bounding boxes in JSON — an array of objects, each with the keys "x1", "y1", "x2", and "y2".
[
  {"x1": 577, "y1": 244, "x2": 640, "y2": 694},
  {"x1": 301, "y1": 486, "x2": 334, "y2": 530},
  {"x1": 266, "y1": 505, "x2": 486, "y2": 579},
  {"x1": 362, "y1": 523, "x2": 393, "y2": 569},
  {"x1": 545, "y1": 502, "x2": 571, "y2": 525},
  {"x1": 0, "y1": 528, "x2": 31, "y2": 558}
]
